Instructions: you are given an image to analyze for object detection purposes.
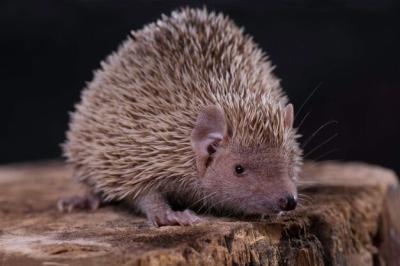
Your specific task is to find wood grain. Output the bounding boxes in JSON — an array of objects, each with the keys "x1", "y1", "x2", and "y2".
[{"x1": 0, "y1": 161, "x2": 399, "y2": 265}]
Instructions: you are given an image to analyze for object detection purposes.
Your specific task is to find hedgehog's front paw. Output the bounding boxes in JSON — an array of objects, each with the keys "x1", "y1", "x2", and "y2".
[{"x1": 148, "y1": 209, "x2": 203, "y2": 227}]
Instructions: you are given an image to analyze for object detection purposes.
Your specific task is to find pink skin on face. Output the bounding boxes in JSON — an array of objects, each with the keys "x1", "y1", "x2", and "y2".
[{"x1": 191, "y1": 105, "x2": 298, "y2": 216}]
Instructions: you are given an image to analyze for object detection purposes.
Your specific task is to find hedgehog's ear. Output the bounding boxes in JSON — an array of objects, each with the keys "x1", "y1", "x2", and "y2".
[
  {"x1": 284, "y1": 103, "x2": 294, "y2": 128},
  {"x1": 191, "y1": 106, "x2": 229, "y2": 176}
]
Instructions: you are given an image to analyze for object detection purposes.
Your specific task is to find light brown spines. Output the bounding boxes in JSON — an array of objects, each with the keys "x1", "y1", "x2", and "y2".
[{"x1": 64, "y1": 7, "x2": 300, "y2": 201}]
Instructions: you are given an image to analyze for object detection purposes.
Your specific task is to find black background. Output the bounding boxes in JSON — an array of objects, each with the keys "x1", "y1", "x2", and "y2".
[{"x1": 1, "y1": 0, "x2": 399, "y2": 175}]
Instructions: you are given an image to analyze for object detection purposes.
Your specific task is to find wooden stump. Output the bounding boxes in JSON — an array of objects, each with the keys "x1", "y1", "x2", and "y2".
[{"x1": 0, "y1": 161, "x2": 399, "y2": 265}]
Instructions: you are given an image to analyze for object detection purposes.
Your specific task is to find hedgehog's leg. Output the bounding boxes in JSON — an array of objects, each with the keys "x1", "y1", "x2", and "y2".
[
  {"x1": 136, "y1": 192, "x2": 202, "y2": 226},
  {"x1": 57, "y1": 193, "x2": 101, "y2": 213}
]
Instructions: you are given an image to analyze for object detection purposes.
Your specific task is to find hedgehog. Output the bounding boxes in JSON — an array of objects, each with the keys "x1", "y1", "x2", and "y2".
[{"x1": 58, "y1": 8, "x2": 303, "y2": 226}]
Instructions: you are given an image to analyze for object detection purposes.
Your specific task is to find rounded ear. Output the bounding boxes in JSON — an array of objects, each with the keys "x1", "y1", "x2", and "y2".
[
  {"x1": 284, "y1": 103, "x2": 294, "y2": 128},
  {"x1": 191, "y1": 106, "x2": 228, "y2": 176}
]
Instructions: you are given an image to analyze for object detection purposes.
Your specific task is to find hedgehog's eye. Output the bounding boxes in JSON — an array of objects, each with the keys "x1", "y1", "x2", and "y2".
[{"x1": 234, "y1": 164, "x2": 245, "y2": 175}]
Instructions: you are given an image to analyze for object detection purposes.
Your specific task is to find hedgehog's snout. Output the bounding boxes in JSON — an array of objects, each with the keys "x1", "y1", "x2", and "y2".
[{"x1": 277, "y1": 193, "x2": 297, "y2": 211}]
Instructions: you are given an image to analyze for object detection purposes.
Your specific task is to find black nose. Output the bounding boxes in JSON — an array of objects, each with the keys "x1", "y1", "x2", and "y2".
[{"x1": 278, "y1": 195, "x2": 297, "y2": 211}]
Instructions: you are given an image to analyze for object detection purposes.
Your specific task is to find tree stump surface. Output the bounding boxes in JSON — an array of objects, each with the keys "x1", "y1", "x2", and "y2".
[{"x1": 0, "y1": 161, "x2": 399, "y2": 266}]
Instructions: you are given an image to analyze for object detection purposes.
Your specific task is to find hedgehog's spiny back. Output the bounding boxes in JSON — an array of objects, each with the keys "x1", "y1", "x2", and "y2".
[{"x1": 64, "y1": 8, "x2": 288, "y2": 201}]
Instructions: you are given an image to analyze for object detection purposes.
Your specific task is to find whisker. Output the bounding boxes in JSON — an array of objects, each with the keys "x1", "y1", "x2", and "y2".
[
  {"x1": 298, "y1": 194, "x2": 313, "y2": 200},
  {"x1": 305, "y1": 133, "x2": 338, "y2": 158},
  {"x1": 296, "y1": 111, "x2": 311, "y2": 130},
  {"x1": 298, "y1": 203, "x2": 311, "y2": 210},
  {"x1": 208, "y1": 196, "x2": 233, "y2": 216},
  {"x1": 211, "y1": 196, "x2": 230, "y2": 211},
  {"x1": 297, "y1": 193, "x2": 313, "y2": 200},
  {"x1": 188, "y1": 192, "x2": 216, "y2": 209},
  {"x1": 201, "y1": 194, "x2": 218, "y2": 214},
  {"x1": 294, "y1": 82, "x2": 322, "y2": 122},
  {"x1": 297, "y1": 196, "x2": 313, "y2": 203},
  {"x1": 196, "y1": 191, "x2": 213, "y2": 214},
  {"x1": 297, "y1": 198, "x2": 311, "y2": 204},
  {"x1": 296, "y1": 202, "x2": 310, "y2": 209},
  {"x1": 313, "y1": 148, "x2": 340, "y2": 161},
  {"x1": 297, "y1": 198, "x2": 312, "y2": 205},
  {"x1": 301, "y1": 120, "x2": 338, "y2": 149}
]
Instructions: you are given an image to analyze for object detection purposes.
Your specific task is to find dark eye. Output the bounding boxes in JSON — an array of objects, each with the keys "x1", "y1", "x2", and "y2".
[{"x1": 235, "y1": 164, "x2": 245, "y2": 175}]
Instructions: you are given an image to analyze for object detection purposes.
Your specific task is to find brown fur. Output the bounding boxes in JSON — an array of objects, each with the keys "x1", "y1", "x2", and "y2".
[{"x1": 63, "y1": 8, "x2": 303, "y2": 222}]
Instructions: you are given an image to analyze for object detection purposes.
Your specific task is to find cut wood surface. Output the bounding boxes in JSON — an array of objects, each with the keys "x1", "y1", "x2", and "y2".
[{"x1": 0, "y1": 161, "x2": 399, "y2": 266}]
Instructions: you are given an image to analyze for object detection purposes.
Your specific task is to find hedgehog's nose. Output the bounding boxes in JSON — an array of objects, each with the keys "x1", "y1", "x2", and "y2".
[{"x1": 278, "y1": 194, "x2": 297, "y2": 211}]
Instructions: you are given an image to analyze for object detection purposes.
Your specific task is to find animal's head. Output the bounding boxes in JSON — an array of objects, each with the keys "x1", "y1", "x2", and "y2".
[{"x1": 191, "y1": 104, "x2": 302, "y2": 215}]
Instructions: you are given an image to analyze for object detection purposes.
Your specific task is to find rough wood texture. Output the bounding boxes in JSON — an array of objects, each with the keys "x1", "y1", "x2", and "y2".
[{"x1": 0, "y1": 161, "x2": 399, "y2": 266}]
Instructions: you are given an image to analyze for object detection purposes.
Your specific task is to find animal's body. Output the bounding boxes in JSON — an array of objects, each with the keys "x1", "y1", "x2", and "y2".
[{"x1": 60, "y1": 8, "x2": 302, "y2": 226}]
